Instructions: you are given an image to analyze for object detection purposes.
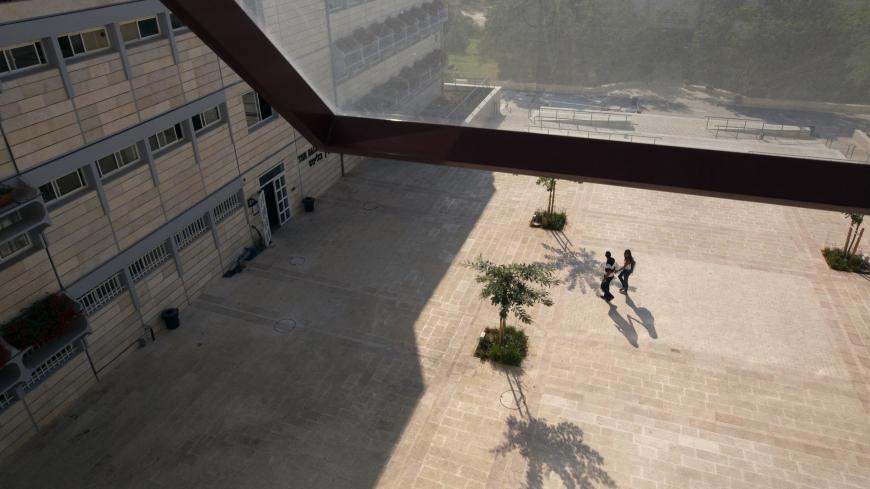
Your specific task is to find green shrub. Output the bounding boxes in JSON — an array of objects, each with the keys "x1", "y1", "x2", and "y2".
[
  {"x1": 475, "y1": 326, "x2": 528, "y2": 366},
  {"x1": 531, "y1": 210, "x2": 567, "y2": 231},
  {"x1": 822, "y1": 247, "x2": 869, "y2": 273}
]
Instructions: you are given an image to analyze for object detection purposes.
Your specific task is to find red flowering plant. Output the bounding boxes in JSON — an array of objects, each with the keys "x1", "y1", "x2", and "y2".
[{"x1": 1, "y1": 293, "x2": 83, "y2": 351}]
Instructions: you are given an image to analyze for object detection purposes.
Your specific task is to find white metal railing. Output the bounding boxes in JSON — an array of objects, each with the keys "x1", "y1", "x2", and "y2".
[
  {"x1": 527, "y1": 125, "x2": 660, "y2": 145},
  {"x1": 0, "y1": 389, "x2": 14, "y2": 411},
  {"x1": 213, "y1": 194, "x2": 241, "y2": 224},
  {"x1": 77, "y1": 273, "x2": 125, "y2": 316},
  {"x1": 174, "y1": 216, "x2": 209, "y2": 250},
  {"x1": 128, "y1": 242, "x2": 170, "y2": 282},
  {"x1": 705, "y1": 116, "x2": 814, "y2": 140},
  {"x1": 24, "y1": 344, "x2": 76, "y2": 392}
]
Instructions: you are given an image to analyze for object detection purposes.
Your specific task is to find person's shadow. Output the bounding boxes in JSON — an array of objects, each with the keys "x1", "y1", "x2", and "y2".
[
  {"x1": 625, "y1": 295, "x2": 657, "y2": 339},
  {"x1": 608, "y1": 304, "x2": 638, "y2": 348}
]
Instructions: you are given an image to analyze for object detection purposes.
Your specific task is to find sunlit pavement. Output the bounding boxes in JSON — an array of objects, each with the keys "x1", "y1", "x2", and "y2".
[{"x1": 2, "y1": 158, "x2": 868, "y2": 489}]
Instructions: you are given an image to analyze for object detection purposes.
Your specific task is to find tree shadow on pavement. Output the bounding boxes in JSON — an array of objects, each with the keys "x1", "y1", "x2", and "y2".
[
  {"x1": 493, "y1": 415, "x2": 617, "y2": 489},
  {"x1": 542, "y1": 233, "x2": 636, "y2": 295},
  {"x1": 542, "y1": 233, "x2": 601, "y2": 294}
]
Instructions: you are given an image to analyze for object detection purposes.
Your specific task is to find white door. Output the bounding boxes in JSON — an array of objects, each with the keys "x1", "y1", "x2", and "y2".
[
  {"x1": 274, "y1": 173, "x2": 291, "y2": 225},
  {"x1": 258, "y1": 190, "x2": 272, "y2": 246}
]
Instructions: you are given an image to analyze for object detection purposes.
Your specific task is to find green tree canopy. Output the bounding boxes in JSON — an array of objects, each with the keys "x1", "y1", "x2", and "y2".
[
  {"x1": 465, "y1": 256, "x2": 559, "y2": 343},
  {"x1": 478, "y1": 0, "x2": 870, "y2": 103}
]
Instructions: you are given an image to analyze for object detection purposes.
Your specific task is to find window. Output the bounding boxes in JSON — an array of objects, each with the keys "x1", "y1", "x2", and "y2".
[
  {"x1": 58, "y1": 28, "x2": 110, "y2": 58},
  {"x1": 241, "y1": 91, "x2": 273, "y2": 127},
  {"x1": 170, "y1": 13, "x2": 185, "y2": 30},
  {"x1": 148, "y1": 123, "x2": 184, "y2": 152},
  {"x1": 0, "y1": 212, "x2": 30, "y2": 263},
  {"x1": 119, "y1": 17, "x2": 160, "y2": 43},
  {"x1": 95, "y1": 144, "x2": 140, "y2": 178},
  {"x1": 39, "y1": 169, "x2": 87, "y2": 203},
  {"x1": 192, "y1": 106, "x2": 222, "y2": 133},
  {"x1": 0, "y1": 41, "x2": 47, "y2": 74},
  {"x1": 0, "y1": 233, "x2": 30, "y2": 262}
]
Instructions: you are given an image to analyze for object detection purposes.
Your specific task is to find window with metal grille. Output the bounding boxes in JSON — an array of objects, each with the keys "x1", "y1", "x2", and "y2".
[
  {"x1": 128, "y1": 242, "x2": 171, "y2": 282},
  {"x1": 77, "y1": 273, "x2": 125, "y2": 316},
  {"x1": 212, "y1": 194, "x2": 241, "y2": 223},
  {"x1": 24, "y1": 343, "x2": 77, "y2": 392},
  {"x1": 174, "y1": 216, "x2": 209, "y2": 250}
]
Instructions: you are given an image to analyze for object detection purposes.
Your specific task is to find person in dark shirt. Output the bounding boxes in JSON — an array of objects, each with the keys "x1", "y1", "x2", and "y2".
[{"x1": 600, "y1": 251, "x2": 616, "y2": 303}]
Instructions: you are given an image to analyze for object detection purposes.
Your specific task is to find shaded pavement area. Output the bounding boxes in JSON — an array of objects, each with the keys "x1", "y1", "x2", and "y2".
[{"x1": 1, "y1": 158, "x2": 869, "y2": 489}]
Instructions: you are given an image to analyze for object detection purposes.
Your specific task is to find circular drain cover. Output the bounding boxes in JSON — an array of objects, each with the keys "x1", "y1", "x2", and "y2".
[
  {"x1": 363, "y1": 202, "x2": 379, "y2": 211},
  {"x1": 499, "y1": 390, "x2": 521, "y2": 410},
  {"x1": 288, "y1": 256, "x2": 306, "y2": 266},
  {"x1": 273, "y1": 318, "x2": 297, "y2": 334}
]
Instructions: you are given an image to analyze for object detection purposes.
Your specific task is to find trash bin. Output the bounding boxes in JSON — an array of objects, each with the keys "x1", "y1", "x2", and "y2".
[
  {"x1": 302, "y1": 197, "x2": 315, "y2": 212},
  {"x1": 161, "y1": 308, "x2": 180, "y2": 330}
]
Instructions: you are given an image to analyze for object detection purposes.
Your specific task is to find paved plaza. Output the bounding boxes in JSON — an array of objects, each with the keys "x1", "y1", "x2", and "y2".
[{"x1": 1, "y1": 158, "x2": 869, "y2": 489}]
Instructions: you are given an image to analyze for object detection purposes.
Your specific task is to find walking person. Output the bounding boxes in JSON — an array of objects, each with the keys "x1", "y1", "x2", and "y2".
[
  {"x1": 618, "y1": 249, "x2": 635, "y2": 294},
  {"x1": 600, "y1": 251, "x2": 616, "y2": 303}
]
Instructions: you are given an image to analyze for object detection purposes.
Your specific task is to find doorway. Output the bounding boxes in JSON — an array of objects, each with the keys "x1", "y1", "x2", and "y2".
[{"x1": 258, "y1": 164, "x2": 291, "y2": 232}]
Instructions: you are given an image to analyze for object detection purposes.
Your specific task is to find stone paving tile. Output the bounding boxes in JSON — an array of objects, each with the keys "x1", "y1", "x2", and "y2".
[{"x1": 1, "y1": 158, "x2": 869, "y2": 489}]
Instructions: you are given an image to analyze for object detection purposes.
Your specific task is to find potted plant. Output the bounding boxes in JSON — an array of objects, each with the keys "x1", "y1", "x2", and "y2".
[
  {"x1": 1, "y1": 293, "x2": 84, "y2": 351},
  {"x1": 0, "y1": 187, "x2": 13, "y2": 208},
  {"x1": 464, "y1": 256, "x2": 558, "y2": 366}
]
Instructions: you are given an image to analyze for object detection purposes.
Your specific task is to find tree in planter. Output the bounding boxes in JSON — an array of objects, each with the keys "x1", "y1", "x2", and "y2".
[
  {"x1": 533, "y1": 178, "x2": 567, "y2": 230},
  {"x1": 537, "y1": 177, "x2": 557, "y2": 215},
  {"x1": 843, "y1": 213, "x2": 865, "y2": 257},
  {"x1": 465, "y1": 257, "x2": 559, "y2": 345}
]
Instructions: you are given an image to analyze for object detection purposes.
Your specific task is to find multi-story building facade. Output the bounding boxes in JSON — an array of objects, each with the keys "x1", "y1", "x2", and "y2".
[{"x1": 0, "y1": 0, "x2": 445, "y2": 458}]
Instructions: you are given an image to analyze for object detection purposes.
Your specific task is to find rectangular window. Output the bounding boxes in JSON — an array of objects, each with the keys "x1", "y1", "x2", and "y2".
[
  {"x1": 0, "y1": 211, "x2": 30, "y2": 262},
  {"x1": 241, "y1": 91, "x2": 273, "y2": 128},
  {"x1": 39, "y1": 169, "x2": 87, "y2": 203},
  {"x1": 96, "y1": 143, "x2": 140, "y2": 178},
  {"x1": 120, "y1": 17, "x2": 160, "y2": 43},
  {"x1": 0, "y1": 233, "x2": 31, "y2": 262},
  {"x1": 0, "y1": 41, "x2": 47, "y2": 74},
  {"x1": 58, "y1": 28, "x2": 110, "y2": 58},
  {"x1": 148, "y1": 123, "x2": 184, "y2": 152},
  {"x1": 170, "y1": 13, "x2": 185, "y2": 30},
  {"x1": 191, "y1": 106, "x2": 222, "y2": 133}
]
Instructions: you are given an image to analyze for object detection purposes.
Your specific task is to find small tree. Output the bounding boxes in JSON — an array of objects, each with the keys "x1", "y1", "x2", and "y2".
[
  {"x1": 843, "y1": 213, "x2": 865, "y2": 257},
  {"x1": 465, "y1": 257, "x2": 559, "y2": 344},
  {"x1": 536, "y1": 177, "x2": 557, "y2": 215}
]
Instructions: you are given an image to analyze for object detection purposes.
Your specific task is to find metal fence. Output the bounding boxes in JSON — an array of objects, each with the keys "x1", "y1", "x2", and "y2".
[
  {"x1": 77, "y1": 273, "x2": 125, "y2": 316},
  {"x1": 705, "y1": 116, "x2": 814, "y2": 140},
  {"x1": 212, "y1": 193, "x2": 241, "y2": 224},
  {"x1": 527, "y1": 126, "x2": 660, "y2": 145},
  {"x1": 128, "y1": 242, "x2": 171, "y2": 283},
  {"x1": 174, "y1": 216, "x2": 209, "y2": 251}
]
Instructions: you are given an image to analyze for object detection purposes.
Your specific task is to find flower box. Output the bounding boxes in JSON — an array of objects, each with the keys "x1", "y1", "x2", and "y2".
[{"x1": 2, "y1": 293, "x2": 83, "y2": 351}]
